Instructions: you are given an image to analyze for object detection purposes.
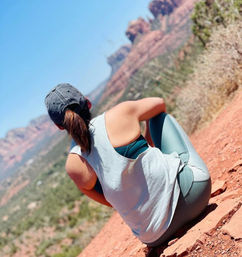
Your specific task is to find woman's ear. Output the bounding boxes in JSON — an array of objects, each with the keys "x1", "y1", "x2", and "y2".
[
  {"x1": 86, "y1": 99, "x2": 92, "y2": 109},
  {"x1": 56, "y1": 124, "x2": 65, "y2": 130}
]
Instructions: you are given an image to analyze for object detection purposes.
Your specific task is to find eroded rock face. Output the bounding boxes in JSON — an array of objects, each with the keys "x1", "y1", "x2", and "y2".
[
  {"x1": 107, "y1": 45, "x2": 132, "y2": 76},
  {"x1": 149, "y1": 0, "x2": 183, "y2": 18},
  {"x1": 0, "y1": 115, "x2": 58, "y2": 180},
  {"x1": 99, "y1": 0, "x2": 196, "y2": 111},
  {"x1": 125, "y1": 18, "x2": 150, "y2": 43}
]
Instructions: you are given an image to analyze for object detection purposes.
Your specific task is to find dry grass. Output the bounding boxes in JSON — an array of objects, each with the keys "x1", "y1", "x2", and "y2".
[{"x1": 174, "y1": 21, "x2": 242, "y2": 134}]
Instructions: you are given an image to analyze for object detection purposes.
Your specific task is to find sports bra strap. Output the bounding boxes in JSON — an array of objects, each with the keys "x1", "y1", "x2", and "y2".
[
  {"x1": 94, "y1": 135, "x2": 148, "y2": 194},
  {"x1": 114, "y1": 135, "x2": 148, "y2": 159}
]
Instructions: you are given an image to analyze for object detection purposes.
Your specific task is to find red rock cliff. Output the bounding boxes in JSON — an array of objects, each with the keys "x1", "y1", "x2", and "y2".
[
  {"x1": 125, "y1": 18, "x2": 150, "y2": 43},
  {"x1": 0, "y1": 115, "x2": 58, "y2": 180},
  {"x1": 99, "y1": 0, "x2": 197, "y2": 111}
]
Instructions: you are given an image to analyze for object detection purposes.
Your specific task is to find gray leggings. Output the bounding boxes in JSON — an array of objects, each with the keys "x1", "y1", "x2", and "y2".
[{"x1": 147, "y1": 113, "x2": 211, "y2": 247}]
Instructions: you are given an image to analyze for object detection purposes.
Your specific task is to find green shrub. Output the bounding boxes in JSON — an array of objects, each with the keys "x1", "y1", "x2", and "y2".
[
  {"x1": 191, "y1": 0, "x2": 241, "y2": 45},
  {"x1": 175, "y1": 21, "x2": 241, "y2": 133},
  {"x1": 52, "y1": 245, "x2": 82, "y2": 257},
  {"x1": 35, "y1": 240, "x2": 54, "y2": 256},
  {"x1": 9, "y1": 243, "x2": 18, "y2": 256},
  {"x1": 68, "y1": 215, "x2": 78, "y2": 228}
]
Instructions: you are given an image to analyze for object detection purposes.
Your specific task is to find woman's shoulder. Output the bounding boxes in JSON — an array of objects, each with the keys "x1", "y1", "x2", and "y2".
[
  {"x1": 105, "y1": 101, "x2": 135, "y2": 122},
  {"x1": 69, "y1": 139, "x2": 81, "y2": 155}
]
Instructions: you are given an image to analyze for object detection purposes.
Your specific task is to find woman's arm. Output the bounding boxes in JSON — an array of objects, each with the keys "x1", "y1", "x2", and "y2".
[
  {"x1": 65, "y1": 153, "x2": 112, "y2": 207},
  {"x1": 110, "y1": 97, "x2": 166, "y2": 122},
  {"x1": 129, "y1": 98, "x2": 166, "y2": 146},
  {"x1": 106, "y1": 97, "x2": 166, "y2": 147},
  {"x1": 130, "y1": 97, "x2": 166, "y2": 121}
]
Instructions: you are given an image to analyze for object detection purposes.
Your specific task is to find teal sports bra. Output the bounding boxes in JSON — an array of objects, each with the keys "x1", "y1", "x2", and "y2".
[
  {"x1": 114, "y1": 135, "x2": 148, "y2": 159},
  {"x1": 94, "y1": 135, "x2": 148, "y2": 194}
]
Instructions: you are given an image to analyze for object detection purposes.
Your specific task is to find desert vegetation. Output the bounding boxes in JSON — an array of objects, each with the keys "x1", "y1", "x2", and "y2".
[
  {"x1": 121, "y1": 0, "x2": 241, "y2": 134},
  {"x1": 174, "y1": 0, "x2": 241, "y2": 133},
  {"x1": 0, "y1": 136, "x2": 113, "y2": 257},
  {"x1": 120, "y1": 36, "x2": 204, "y2": 112},
  {"x1": 192, "y1": 0, "x2": 241, "y2": 45},
  {"x1": 175, "y1": 21, "x2": 241, "y2": 133}
]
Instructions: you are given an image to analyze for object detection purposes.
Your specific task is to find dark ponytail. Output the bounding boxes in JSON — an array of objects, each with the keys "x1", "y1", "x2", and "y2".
[{"x1": 63, "y1": 104, "x2": 91, "y2": 154}]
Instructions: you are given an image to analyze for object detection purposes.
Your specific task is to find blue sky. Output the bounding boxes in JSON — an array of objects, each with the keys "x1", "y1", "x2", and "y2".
[{"x1": 0, "y1": 0, "x2": 151, "y2": 138}]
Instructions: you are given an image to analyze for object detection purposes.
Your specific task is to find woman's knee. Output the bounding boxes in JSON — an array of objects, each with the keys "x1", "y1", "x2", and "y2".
[
  {"x1": 149, "y1": 113, "x2": 189, "y2": 159},
  {"x1": 149, "y1": 113, "x2": 167, "y2": 149},
  {"x1": 185, "y1": 178, "x2": 211, "y2": 219}
]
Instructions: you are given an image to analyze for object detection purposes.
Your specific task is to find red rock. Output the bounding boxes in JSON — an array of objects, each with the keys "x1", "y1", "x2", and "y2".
[
  {"x1": 78, "y1": 212, "x2": 144, "y2": 257},
  {"x1": 126, "y1": 18, "x2": 150, "y2": 43},
  {"x1": 163, "y1": 197, "x2": 240, "y2": 256},
  {"x1": 149, "y1": 0, "x2": 183, "y2": 18},
  {"x1": 228, "y1": 160, "x2": 242, "y2": 173},
  {"x1": 107, "y1": 45, "x2": 131, "y2": 76},
  {"x1": 99, "y1": 0, "x2": 198, "y2": 111},
  {"x1": 222, "y1": 206, "x2": 242, "y2": 240},
  {"x1": 0, "y1": 115, "x2": 58, "y2": 181},
  {"x1": 168, "y1": 238, "x2": 178, "y2": 246},
  {"x1": 211, "y1": 180, "x2": 227, "y2": 198},
  {"x1": 0, "y1": 116, "x2": 60, "y2": 207}
]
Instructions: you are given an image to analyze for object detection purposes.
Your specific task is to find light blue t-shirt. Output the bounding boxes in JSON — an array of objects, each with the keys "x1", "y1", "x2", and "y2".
[{"x1": 70, "y1": 113, "x2": 182, "y2": 244}]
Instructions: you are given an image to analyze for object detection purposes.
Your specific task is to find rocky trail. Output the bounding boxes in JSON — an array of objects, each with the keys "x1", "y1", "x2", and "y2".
[{"x1": 78, "y1": 90, "x2": 242, "y2": 257}]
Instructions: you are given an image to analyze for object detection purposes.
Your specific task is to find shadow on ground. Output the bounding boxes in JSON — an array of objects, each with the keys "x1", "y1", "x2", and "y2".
[{"x1": 145, "y1": 203, "x2": 218, "y2": 257}]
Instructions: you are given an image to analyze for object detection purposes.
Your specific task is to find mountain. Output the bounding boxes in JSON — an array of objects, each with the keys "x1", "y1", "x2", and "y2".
[
  {"x1": 0, "y1": 115, "x2": 59, "y2": 181},
  {"x1": 87, "y1": 45, "x2": 132, "y2": 105},
  {"x1": 107, "y1": 45, "x2": 132, "y2": 76},
  {"x1": 97, "y1": 0, "x2": 198, "y2": 111},
  {"x1": 0, "y1": 0, "x2": 197, "y2": 182},
  {"x1": 0, "y1": 43, "x2": 132, "y2": 183}
]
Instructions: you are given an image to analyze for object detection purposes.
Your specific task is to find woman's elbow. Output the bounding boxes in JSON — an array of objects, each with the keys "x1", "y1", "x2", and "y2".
[{"x1": 156, "y1": 98, "x2": 166, "y2": 113}]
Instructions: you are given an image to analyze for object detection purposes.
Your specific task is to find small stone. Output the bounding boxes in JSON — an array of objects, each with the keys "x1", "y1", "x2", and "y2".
[
  {"x1": 168, "y1": 238, "x2": 178, "y2": 246},
  {"x1": 221, "y1": 233, "x2": 231, "y2": 241},
  {"x1": 196, "y1": 239, "x2": 203, "y2": 245},
  {"x1": 211, "y1": 180, "x2": 227, "y2": 197},
  {"x1": 228, "y1": 160, "x2": 242, "y2": 173}
]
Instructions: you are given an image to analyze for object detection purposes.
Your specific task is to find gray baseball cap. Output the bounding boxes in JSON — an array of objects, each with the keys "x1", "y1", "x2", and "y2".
[{"x1": 45, "y1": 83, "x2": 87, "y2": 125}]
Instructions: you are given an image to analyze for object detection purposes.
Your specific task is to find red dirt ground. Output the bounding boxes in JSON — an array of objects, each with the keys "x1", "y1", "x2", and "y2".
[{"x1": 78, "y1": 90, "x2": 242, "y2": 257}]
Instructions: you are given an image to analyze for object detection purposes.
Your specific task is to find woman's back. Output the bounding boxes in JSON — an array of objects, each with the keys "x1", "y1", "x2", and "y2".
[
  {"x1": 70, "y1": 112, "x2": 182, "y2": 243},
  {"x1": 104, "y1": 99, "x2": 156, "y2": 148},
  {"x1": 65, "y1": 98, "x2": 167, "y2": 192}
]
